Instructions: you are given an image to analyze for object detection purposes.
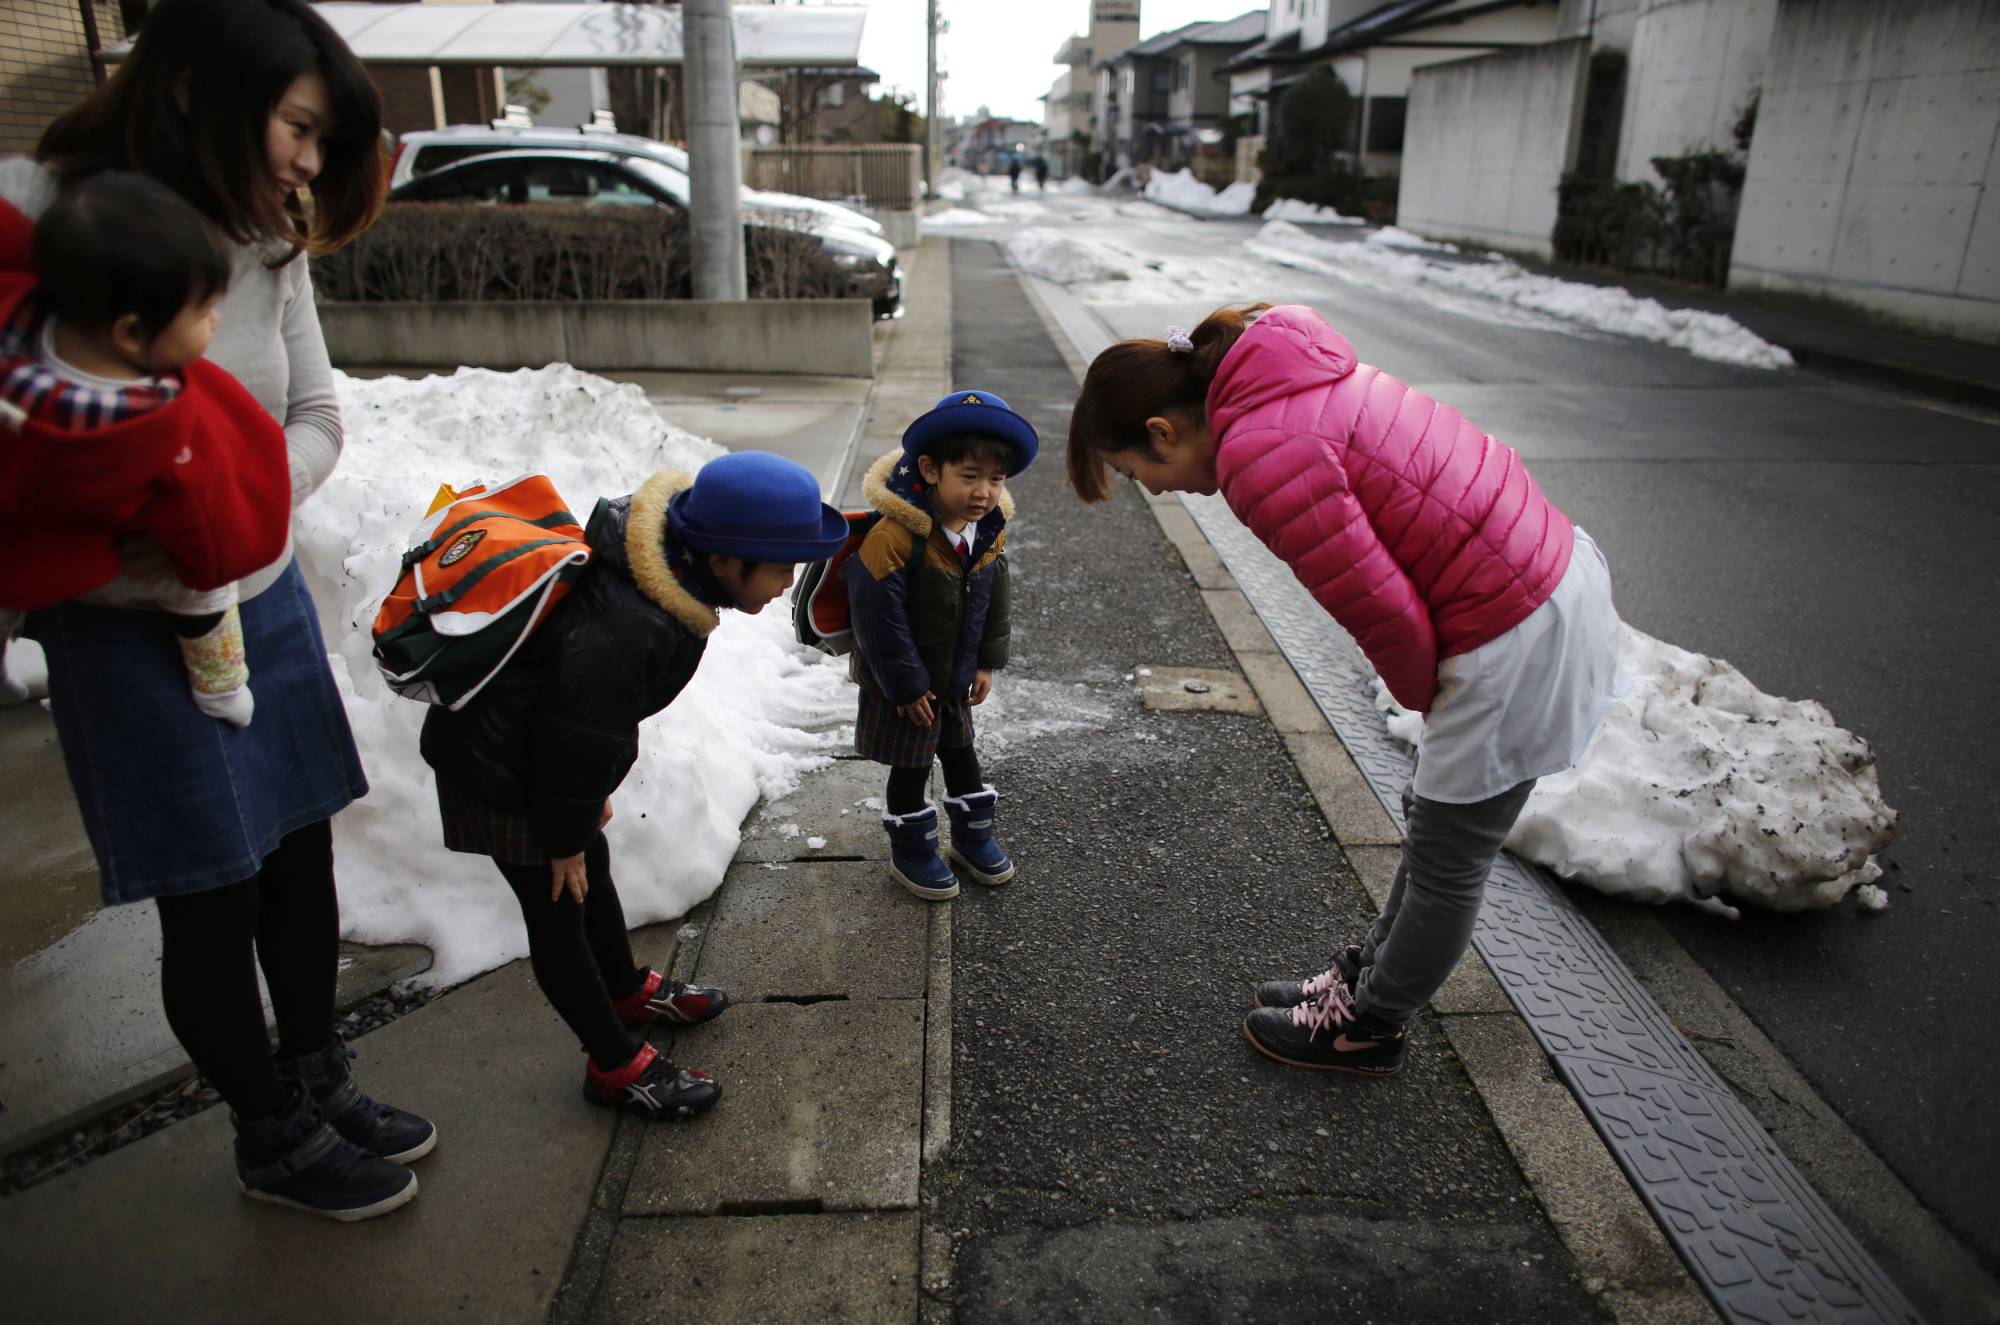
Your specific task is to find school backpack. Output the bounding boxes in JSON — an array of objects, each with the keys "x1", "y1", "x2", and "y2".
[
  {"x1": 791, "y1": 510, "x2": 881, "y2": 656},
  {"x1": 371, "y1": 474, "x2": 593, "y2": 709}
]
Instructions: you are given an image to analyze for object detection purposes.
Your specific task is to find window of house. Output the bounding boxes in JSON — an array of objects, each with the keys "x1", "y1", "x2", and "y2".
[
  {"x1": 822, "y1": 81, "x2": 847, "y2": 109},
  {"x1": 1366, "y1": 96, "x2": 1407, "y2": 154}
]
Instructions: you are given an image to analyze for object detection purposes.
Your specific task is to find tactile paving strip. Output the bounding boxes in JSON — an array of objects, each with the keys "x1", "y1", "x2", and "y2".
[{"x1": 1181, "y1": 493, "x2": 1921, "y2": 1325}]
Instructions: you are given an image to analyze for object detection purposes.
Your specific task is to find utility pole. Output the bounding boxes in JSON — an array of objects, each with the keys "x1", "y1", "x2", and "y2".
[
  {"x1": 684, "y1": 0, "x2": 746, "y2": 299},
  {"x1": 925, "y1": 0, "x2": 941, "y2": 196}
]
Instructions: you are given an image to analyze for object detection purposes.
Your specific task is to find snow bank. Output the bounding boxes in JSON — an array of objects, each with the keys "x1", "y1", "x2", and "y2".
[
  {"x1": 1058, "y1": 177, "x2": 1098, "y2": 195},
  {"x1": 1263, "y1": 197, "x2": 1361, "y2": 225},
  {"x1": 926, "y1": 207, "x2": 1003, "y2": 227},
  {"x1": 1368, "y1": 225, "x2": 1459, "y2": 253},
  {"x1": 1378, "y1": 625, "x2": 1896, "y2": 915},
  {"x1": 1142, "y1": 168, "x2": 1258, "y2": 217},
  {"x1": 1248, "y1": 220, "x2": 1794, "y2": 369},
  {"x1": 1005, "y1": 227, "x2": 1129, "y2": 284},
  {"x1": 299, "y1": 366, "x2": 851, "y2": 986}
]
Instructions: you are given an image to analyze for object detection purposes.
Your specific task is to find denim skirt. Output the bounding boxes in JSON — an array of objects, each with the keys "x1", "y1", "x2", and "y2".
[{"x1": 28, "y1": 558, "x2": 369, "y2": 905}]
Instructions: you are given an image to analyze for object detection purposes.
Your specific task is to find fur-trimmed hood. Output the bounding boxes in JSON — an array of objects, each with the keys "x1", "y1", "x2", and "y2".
[
  {"x1": 603, "y1": 468, "x2": 721, "y2": 638},
  {"x1": 862, "y1": 448, "x2": 1016, "y2": 546}
]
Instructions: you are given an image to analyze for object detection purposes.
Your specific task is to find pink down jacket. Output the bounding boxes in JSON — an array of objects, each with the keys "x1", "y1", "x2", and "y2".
[{"x1": 1208, "y1": 305, "x2": 1573, "y2": 713}]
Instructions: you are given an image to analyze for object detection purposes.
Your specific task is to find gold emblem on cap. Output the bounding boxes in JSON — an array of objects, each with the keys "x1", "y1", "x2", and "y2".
[{"x1": 962, "y1": 394, "x2": 982, "y2": 406}]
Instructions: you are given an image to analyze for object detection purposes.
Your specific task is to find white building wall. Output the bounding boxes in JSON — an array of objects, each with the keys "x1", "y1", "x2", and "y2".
[
  {"x1": 1395, "y1": 38, "x2": 1592, "y2": 257},
  {"x1": 1615, "y1": 0, "x2": 1777, "y2": 178},
  {"x1": 1730, "y1": 0, "x2": 2000, "y2": 341}
]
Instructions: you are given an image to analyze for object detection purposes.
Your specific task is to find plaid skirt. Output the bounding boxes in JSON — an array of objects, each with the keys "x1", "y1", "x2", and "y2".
[
  {"x1": 436, "y1": 777, "x2": 545, "y2": 866},
  {"x1": 855, "y1": 687, "x2": 974, "y2": 767}
]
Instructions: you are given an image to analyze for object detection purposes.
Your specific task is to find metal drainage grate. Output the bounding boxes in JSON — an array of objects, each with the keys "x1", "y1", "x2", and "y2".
[{"x1": 1181, "y1": 493, "x2": 1921, "y2": 1325}]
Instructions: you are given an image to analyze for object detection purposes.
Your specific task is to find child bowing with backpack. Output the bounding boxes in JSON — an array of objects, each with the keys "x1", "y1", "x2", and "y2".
[
  {"x1": 848, "y1": 390, "x2": 1038, "y2": 900},
  {"x1": 419, "y1": 452, "x2": 849, "y2": 1119},
  {"x1": 1066, "y1": 305, "x2": 1623, "y2": 1076}
]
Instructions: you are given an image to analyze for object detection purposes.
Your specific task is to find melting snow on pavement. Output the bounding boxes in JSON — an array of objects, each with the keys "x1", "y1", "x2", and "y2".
[
  {"x1": 1378, "y1": 625, "x2": 1897, "y2": 916},
  {"x1": 1005, "y1": 227, "x2": 1130, "y2": 284},
  {"x1": 1248, "y1": 220, "x2": 1793, "y2": 368},
  {"x1": 296, "y1": 365, "x2": 853, "y2": 985}
]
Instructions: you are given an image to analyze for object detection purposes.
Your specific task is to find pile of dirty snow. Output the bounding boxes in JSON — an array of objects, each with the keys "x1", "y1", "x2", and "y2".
[
  {"x1": 1377, "y1": 625, "x2": 1896, "y2": 916},
  {"x1": 1247, "y1": 220, "x2": 1793, "y2": 368},
  {"x1": 1263, "y1": 198, "x2": 1361, "y2": 225},
  {"x1": 293, "y1": 365, "x2": 852, "y2": 985},
  {"x1": 1059, "y1": 177, "x2": 1098, "y2": 195},
  {"x1": 1143, "y1": 168, "x2": 1258, "y2": 217},
  {"x1": 1005, "y1": 227, "x2": 1129, "y2": 284}
]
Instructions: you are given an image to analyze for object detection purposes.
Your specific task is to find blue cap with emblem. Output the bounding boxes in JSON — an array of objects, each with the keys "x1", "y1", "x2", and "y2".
[{"x1": 899, "y1": 388, "x2": 1039, "y2": 476}]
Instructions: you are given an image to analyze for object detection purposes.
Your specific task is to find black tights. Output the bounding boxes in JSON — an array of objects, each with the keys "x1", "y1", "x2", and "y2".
[
  {"x1": 886, "y1": 744, "x2": 985, "y2": 815},
  {"x1": 493, "y1": 834, "x2": 645, "y2": 1071},
  {"x1": 154, "y1": 820, "x2": 341, "y2": 1122}
]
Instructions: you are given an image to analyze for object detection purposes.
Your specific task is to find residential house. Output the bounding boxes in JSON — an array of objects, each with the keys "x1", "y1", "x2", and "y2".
[
  {"x1": 1098, "y1": 10, "x2": 1265, "y2": 174},
  {"x1": 1221, "y1": 0, "x2": 1560, "y2": 175},
  {"x1": 1042, "y1": 2, "x2": 1141, "y2": 182}
]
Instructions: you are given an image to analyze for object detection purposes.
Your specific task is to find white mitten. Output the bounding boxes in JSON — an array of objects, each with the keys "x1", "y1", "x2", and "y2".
[{"x1": 192, "y1": 682, "x2": 255, "y2": 727}]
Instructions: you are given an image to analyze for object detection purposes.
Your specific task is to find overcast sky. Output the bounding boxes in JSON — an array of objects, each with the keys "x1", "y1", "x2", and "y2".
[{"x1": 851, "y1": 1, "x2": 1265, "y2": 124}]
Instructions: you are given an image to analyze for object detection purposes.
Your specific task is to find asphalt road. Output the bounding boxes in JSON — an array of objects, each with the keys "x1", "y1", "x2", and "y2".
[
  {"x1": 937, "y1": 240, "x2": 1605, "y2": 1323},
  {"x1": 1008, "y1": 200, "x2": 2000, "y2": 1275}
]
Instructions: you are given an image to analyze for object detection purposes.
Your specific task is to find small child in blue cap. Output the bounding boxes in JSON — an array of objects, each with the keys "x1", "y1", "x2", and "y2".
[
  {"x1": 847, "y1": 389, "x2": 1038, "y2": 900},
  {"x1": 420, "y1": 452, "x2": 849, "y2": 1121}
]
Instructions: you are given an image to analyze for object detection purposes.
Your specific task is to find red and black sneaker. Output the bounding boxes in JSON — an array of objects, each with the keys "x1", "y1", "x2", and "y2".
[
  {"x1": 583, "y1": 1044, "x2": 721, "y2": 1120},
  {"x1": 613, "y1": 967, "x2": 730, "y2": 1027}
]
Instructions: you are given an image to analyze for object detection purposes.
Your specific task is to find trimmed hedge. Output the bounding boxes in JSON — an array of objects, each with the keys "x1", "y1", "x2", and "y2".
[{"x1": 312, "y1": 204, "x2": 847, "y2": 303}]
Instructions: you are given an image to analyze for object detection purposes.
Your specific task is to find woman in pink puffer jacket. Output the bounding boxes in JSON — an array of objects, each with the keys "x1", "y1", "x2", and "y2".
[{"x1": 1068, "y1": 303, "x2": 1623, "y2": 1077}]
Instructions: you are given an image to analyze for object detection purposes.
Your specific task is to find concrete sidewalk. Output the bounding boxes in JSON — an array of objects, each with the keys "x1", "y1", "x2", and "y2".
[{"x1": 0, "y1": 237, "x2": 954, "y2": 1323}]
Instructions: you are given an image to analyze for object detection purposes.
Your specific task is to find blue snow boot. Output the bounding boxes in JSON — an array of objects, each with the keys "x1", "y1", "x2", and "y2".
[
  {"x1": 286, "y1": 1041, "x2": 438, "y2": 1164},
  {"x1": 233, "y1": 1086, "x2": 418, "y2": 1222},
  {"x1": 942, "y1": 785, "x2": 1015, "y2": 886},
  {"x1": 883, "y1": 803, "x2": 960, "y2": 900}
]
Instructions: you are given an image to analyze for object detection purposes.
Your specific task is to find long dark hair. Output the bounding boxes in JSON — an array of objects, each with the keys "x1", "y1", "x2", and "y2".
[
  {"x1": 38, "y1": 0, "x2": 386, "y2": 261},
  {"x1": 1065, "y1": 302, "x2": 1269, "y2": 503}
]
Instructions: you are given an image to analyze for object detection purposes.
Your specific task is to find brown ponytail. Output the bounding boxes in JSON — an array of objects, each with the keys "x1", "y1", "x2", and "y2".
[{"x1": 1065, "y1": 303, "x2": 1269, "y2": 503}]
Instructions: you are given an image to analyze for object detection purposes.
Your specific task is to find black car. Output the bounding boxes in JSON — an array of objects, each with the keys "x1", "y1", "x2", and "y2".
[{"x1": 388, "y1": 149, "x2": 903, "y2": 318}]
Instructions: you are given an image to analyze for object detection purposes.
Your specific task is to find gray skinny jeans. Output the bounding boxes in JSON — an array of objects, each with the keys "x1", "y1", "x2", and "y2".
[{"x1": 1353, "y1": 778, "x2": 1537, "y2": 1026}]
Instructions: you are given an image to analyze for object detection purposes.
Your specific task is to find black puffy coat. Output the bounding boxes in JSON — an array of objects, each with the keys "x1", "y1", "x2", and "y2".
[{"x1": 420, "y1": 470, "x2": 721, "y2": 859}]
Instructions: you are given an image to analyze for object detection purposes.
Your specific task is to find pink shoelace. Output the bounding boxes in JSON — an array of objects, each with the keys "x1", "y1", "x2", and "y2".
[{"x1": 1288, "y1": 977, "x2": 1359, "y2": 1038}]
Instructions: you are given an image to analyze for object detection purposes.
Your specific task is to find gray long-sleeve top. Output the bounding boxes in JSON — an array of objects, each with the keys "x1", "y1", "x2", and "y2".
[{"x1": 0, "y1": 155, "x2": 342, "y2": 603}]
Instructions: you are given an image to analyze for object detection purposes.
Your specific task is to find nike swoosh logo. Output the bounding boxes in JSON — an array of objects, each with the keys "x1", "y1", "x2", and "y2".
[{"x1": 1333, "y1": 1035, "x2": 1381, "y2": 1053}]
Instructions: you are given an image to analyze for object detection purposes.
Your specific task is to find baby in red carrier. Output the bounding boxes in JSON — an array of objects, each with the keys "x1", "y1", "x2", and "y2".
[{"x1": 0, "y1": 171, "x2": 291, "y2": 720}]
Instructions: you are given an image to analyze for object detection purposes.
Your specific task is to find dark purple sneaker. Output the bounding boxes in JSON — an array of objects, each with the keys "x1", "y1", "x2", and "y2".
[
  {"x1": 1252, "y1": 944, "x2": 1364, "y2": 1010},
  {"x1": 1243, "y1": 981, "x2": 1406, "y2": 1077}
]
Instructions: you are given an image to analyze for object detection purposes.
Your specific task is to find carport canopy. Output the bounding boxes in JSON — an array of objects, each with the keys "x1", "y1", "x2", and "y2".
[{"x1": 100, "y1": 1, "x2": 867, "y2": 67}]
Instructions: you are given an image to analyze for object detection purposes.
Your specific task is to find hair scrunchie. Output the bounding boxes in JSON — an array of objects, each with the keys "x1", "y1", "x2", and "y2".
[{"x1": 1164, "y1": 325, "x2": 1194, "y2": 353}]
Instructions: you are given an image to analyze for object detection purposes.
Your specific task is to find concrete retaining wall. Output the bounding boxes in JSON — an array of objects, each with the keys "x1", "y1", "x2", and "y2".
[
  {"x1": 1729, "y1": 0, "x2": 2000, "y2": 342},
  {"x1": 318, "y1": 299, "x2": 877, "y2": 376},
  {"x1": 1615, "y1": 0, "x2": 1778, "y2": 180},
  {"x1": 1395, "y1": 39, "x2": 1591, "y2": 258},
  {"x1": 863, "y1": 208, "x2": 923, "y2": 249}
]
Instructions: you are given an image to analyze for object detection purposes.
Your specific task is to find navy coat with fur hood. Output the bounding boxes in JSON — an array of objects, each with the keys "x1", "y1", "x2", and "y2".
[
  {"x1": 846, "y1": 448, "x2": 1013, "y2": 707},
  {"x1": 420, "y1": 470, "x2": 722, "y2": 859}
]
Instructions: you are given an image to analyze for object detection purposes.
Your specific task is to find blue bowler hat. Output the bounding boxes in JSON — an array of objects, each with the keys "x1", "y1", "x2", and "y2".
[
  {"x1": 900, "y1": 388, "x2": 1039, "y2": 476},
  {"x1": 668, "y1": 452, "x2": 850, "y2": 562}
]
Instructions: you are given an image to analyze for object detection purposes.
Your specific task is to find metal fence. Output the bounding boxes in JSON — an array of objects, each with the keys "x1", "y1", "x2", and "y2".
[{"x1": 744, "y1": 143, "x2": 921, "y2": 211}]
